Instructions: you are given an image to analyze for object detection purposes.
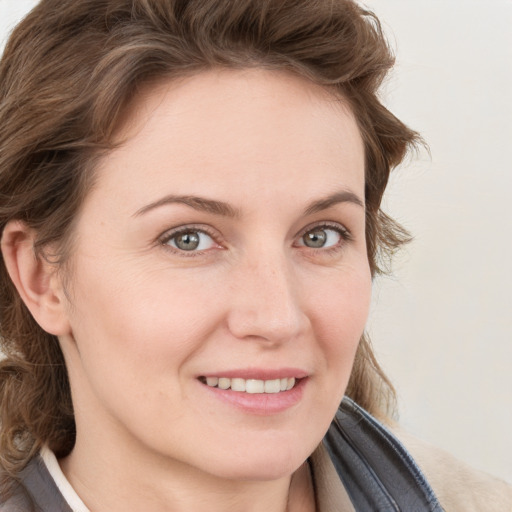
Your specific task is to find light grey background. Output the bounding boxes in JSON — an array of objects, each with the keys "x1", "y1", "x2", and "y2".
[
  {"x1": 363, "y1": 0, "x2": 512, "y2": 483},
  {"x1": 1, "y1": 0, "x2": 511, "y2": 483}
]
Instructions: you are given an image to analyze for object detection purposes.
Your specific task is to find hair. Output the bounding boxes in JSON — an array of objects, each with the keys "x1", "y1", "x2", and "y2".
[{"x1": 0, "y1": 0, "x2": 420, "y2": 480}]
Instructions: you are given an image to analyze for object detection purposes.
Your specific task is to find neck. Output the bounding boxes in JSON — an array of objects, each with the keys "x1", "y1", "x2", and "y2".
[{"x1": 60, "y1": 433, "x2": 315, "y2": 512}]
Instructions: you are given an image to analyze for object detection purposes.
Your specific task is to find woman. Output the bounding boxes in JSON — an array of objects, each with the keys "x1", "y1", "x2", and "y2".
[{"x1": 0, "y1": 0, "x2": 509, "y2": 511}]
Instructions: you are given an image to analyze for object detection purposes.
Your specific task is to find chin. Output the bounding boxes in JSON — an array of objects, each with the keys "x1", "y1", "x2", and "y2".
[
  {"x1": 213, "y1": 460, "x2": 302, "y2": 482},
  {"x1": 199, "y1": 438, "x2": 314, "y2": 482}
]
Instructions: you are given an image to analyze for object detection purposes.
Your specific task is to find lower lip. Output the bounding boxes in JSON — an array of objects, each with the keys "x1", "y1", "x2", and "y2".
[{"x1": 199, "y1": 378, "x2": 307, "y2": 415}]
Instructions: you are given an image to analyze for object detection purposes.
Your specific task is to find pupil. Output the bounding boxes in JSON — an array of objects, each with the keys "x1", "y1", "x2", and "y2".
[
  {"x1": 176, "y1": 232, "x2": 200, "y2": 250},
  {"x1": 304, "y1": 229, "x2": 326, "y2": 248}
]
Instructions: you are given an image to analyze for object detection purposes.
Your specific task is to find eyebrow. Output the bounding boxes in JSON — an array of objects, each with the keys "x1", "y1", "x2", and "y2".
[
  {"x1": 303, "y1": 190, "x2": 364, "y2": 215},
  {"x1": 133, "y1": 189, "x2": 364, "y2": 218},
  {"x1": 133, "y1": 194, "x2": 241, "y2": 218}
]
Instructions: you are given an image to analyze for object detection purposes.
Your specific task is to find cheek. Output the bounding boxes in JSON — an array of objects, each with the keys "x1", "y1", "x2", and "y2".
[
  {"x1": 65, "y1": 262, "x2": 223, "y2": 375},
  {"x1": 308, "y1": 263, "x2": 372, "y2": 374},
  {"x1": 61, "y1": 267, "x2": 223, "y2": 440},
  {"x1": 313, "y1": 261, "x2": 371, "y2": 329}
]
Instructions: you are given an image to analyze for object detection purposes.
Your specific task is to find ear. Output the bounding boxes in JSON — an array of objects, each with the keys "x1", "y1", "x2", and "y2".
[{"x1": 1, "y1": 220, "x2": 71, "y2": 336}]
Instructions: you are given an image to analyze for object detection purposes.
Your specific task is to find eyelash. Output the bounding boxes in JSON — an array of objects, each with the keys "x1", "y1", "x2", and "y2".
[{"x1": 158, "y1": 222, "x2": 352, "y2": 257}]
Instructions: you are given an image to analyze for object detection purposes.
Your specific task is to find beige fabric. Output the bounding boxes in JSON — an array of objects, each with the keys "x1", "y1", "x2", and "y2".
[
  {"x1": 392, "y1": 425, "x2": 512, "y2": 512},
  {"x1": 309, "y1": 444, "x2": 355, "y2": 512}
]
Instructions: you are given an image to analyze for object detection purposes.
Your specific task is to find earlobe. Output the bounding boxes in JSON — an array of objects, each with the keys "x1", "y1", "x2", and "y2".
[{"x1": 1, "y1": 220, "x2": 71, "y2": 336}]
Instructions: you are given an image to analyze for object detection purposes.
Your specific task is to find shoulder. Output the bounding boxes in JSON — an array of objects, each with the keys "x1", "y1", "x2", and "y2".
[
  {"x1": 326, "y1": 398, "x2": 511, "y2": 512},
  {"x1": 0, "y1": 479, "x2": 36, "y2": 512},
  {"x1": 326, "y1": 399, "x2": 444, "y2": 510},
  {"x1": 1, "y1": 455, "x2": 71, "y2": 512},
  {"x1": 391, "y1": 424, "x2": 512, "y2": 512}
]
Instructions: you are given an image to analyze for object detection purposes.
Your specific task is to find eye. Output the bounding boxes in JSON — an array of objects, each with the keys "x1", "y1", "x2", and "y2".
[
  {"x1": 297, "y1": 225, "x2": 348, "y2": 249},
  {"x1": 163, "y1": 229, "x2": 216, "y2": 252}
]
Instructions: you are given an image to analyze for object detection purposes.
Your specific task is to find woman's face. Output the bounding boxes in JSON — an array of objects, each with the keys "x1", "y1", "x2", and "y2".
[{"x1": 58, "y1": 69, "x2": 371, "y2": 481}]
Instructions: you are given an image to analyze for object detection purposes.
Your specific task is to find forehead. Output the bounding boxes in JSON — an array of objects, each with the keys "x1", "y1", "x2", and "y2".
[
  {"x1": 120, "y1": 68, "x2": 356, "y2": 131},
  {"x1": 91, "y1": 68, "x2": 365, "y2": 213}
]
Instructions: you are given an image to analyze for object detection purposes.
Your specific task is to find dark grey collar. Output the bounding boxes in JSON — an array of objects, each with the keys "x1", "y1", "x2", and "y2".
[
  {"x1": 324, "y1": 397, "x2": 444, "y2": 511},
  {"x1": 1, "y1": 455, "x2": 71, "y2": 512}
]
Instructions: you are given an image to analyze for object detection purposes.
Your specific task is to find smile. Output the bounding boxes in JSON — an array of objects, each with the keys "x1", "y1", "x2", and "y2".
[{"x1": 200, "y1": 376, "x2": 296, "y2": 393}]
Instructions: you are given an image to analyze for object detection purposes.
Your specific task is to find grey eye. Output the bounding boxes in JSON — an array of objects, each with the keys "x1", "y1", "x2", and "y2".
[
  {"x1": 303, "y1": 229, "x2": 327, "y2": 248},
  {"x1": 301, "y1": 227, "x2": 342, "y2": 249},
  {"x1": 167, "y1": 231, "x2": 214, "y2": 251}
]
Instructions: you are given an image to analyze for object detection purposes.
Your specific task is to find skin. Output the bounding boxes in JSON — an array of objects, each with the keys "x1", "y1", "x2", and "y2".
[{"x1": 3, "y1": 69, "x2": 370, "y2": 511}]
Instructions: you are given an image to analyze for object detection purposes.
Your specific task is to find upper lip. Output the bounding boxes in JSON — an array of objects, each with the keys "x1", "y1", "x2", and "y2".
[{"x1": 199, "y1": 368, "x2": 309, "y2": 380}]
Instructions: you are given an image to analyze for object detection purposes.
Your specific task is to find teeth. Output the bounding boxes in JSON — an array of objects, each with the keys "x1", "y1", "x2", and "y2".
[
  {"x1": 231, "y1": 378, "x2": 246, "y2": 392},
  {"x1": 218, "y1": 377, "x2": 230, "y2": 390},
  {"x1": 264, "y1": 379, "x2": 281, "y2": 393},
  {"x1": 246, "y1": 379, "x2": 265, "y2": 393},
  {"x1": 206, "y1": 377, "x2": 219, "y2": 387},
  {"x1": 203, "y1": 376, "x2": 297, "y2": 393}
]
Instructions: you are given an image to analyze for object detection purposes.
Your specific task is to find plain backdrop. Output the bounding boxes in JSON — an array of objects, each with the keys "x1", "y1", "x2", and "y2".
[{"x1": 1, "y1": 0, "x2": 511, "y2": 483}]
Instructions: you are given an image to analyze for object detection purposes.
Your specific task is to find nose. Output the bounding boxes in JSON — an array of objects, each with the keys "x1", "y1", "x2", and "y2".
[{"x1": 226, "y1": 253, "x2": 309, "y2": 345}]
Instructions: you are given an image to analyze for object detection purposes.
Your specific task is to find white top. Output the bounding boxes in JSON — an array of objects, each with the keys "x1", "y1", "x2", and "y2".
[{"x1": 40, "y1": 446, "x2": 90, "y2": 512}]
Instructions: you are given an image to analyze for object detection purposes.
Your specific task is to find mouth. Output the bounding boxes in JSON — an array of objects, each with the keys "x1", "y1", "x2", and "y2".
[
  {"x1": 198, "y1": 376, "x2": 298, "y2": 394},
  {"x1": 197, "y1": 371, "x2": 307, "y2": 414}
]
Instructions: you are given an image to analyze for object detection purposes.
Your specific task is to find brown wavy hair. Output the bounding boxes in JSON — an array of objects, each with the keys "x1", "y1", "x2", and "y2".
[{"x1": 0, "y1": 0, "x2": 420, "y2": 480}]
